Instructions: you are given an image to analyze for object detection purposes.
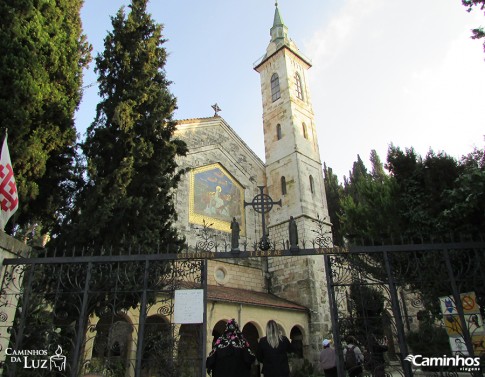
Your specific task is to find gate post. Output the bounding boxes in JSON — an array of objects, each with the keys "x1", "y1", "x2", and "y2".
[
  {"x1": 201, "y1": 259, "x2": 208, "y2": 377},
  {"x1": 135, "y1": 260, "x2": 150, "y2": 377},
  {"x1": 324, "y1": 254, "x2": 345, "y2": 377},
  {"x1": 382, "y1": 251, "x2": 413, "y2": 377},
  {"x1": 71, "y1": 261, "x2": 93, "y2": 377}
]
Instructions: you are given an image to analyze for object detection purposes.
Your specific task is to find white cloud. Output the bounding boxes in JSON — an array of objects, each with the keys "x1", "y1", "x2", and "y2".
[{"x1": 306, "y1": 0, "x2": 485, "y2": 180}]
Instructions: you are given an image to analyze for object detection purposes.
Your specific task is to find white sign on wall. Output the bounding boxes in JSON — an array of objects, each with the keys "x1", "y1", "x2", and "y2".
[{"x1": 174, "y1": 289, "x2": 204, "y2": 324}]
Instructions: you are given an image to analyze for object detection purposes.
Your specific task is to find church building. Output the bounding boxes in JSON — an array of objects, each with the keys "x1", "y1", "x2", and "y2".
[{"x1": 173, "y1": 3, "x2": 333, "y2": 371}]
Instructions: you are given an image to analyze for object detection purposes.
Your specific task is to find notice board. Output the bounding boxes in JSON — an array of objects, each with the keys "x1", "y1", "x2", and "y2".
[{"x1": 174, "y1": 289, "x2": 204, "y2": 324}]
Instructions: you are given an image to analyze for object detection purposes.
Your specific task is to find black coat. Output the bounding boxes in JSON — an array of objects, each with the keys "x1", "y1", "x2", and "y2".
[
  {"x1": 256, "y1": 336, "x2": 294, "y2": 377},
  {"x1": 206, "y1": 344, "x2": 255, "y2": 377}
]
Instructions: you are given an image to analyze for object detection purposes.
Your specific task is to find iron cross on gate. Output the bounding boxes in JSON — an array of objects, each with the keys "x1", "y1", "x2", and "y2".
[{"x1": 244, "y1": 186, "x2": 282, "y2": 251}]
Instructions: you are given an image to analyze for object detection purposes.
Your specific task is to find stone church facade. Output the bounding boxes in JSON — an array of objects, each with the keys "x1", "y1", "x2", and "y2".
[
  {"x1": 0, "y1": 5, "x2": 334, "y2": 377},
  {"x1": 173, "y1": 4, "x2": 333, "y2": 370}
]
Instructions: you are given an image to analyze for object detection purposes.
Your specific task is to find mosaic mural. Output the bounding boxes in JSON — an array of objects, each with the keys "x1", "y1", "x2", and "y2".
[{"x1": 189, "y1": 163, "x2": 245, "y2": 234}]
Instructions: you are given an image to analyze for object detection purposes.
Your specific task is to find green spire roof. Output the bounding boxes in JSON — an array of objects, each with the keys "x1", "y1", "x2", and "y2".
[
  {"x1": 273, "y1": 3, "x2": 284, "y2": 28},
  {"x1": 270, "y1": 2, "x2": 288, "y2": 42}
]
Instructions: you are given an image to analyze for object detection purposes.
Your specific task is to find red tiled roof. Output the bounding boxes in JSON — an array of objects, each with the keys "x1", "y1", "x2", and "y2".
[{"x1": 207, "y1": 285, "x2": 307, "y2": 312}]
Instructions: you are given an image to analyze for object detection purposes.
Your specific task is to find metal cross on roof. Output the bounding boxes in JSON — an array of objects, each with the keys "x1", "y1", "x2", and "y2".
[
  {"x1": 211, "y1": 103, "x2": 221, "y2": 116},
  {"x1": 244, "y1": 186, "x2": 282, "y2": 250}
]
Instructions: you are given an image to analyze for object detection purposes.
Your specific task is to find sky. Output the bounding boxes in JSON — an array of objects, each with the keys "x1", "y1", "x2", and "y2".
[{"x1": 77, "y1": 0, "x2": 485, "y2": 181}]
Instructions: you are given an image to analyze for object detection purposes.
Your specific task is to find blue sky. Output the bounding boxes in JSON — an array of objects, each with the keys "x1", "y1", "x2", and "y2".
[{"x1": 77, "y1": 0, "x2": 485, "y2": 181}]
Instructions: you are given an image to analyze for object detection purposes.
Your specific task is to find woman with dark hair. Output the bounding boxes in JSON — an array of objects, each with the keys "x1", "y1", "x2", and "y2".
[
  {"x1": 206, "y1": 319, "x2": 255, "y2": 377},
  {"x1": 256, "y1": 320, "x2": 294, "y2": 377}
]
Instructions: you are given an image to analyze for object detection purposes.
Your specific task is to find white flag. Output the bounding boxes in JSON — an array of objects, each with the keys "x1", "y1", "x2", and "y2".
[{"x1": 0, "y1": 135, "x2": 18, "y2": 230}]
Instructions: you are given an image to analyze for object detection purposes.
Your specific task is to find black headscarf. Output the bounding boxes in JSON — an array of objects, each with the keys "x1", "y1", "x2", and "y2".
[{"x1": 208, "y1": 319, "x2": 254, "y2": 356}]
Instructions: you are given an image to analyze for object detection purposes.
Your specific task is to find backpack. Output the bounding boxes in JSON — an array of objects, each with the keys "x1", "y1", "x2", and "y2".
[{"x1": 345, "y1": 345, "x2": 359, "y2": 370}]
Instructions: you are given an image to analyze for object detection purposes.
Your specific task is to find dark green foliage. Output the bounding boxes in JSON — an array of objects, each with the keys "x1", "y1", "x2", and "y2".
[
  {"x1": 0, "y1": 0, "x2": 91, "y2": 235},
  {"x1": 324, "y1": 164, "x2": 344, "y2": 245},
  {"x1": 338, "y1": 150, "x2": 400, "y2": 242},
  {"x1": 54, "y1": 0, "x2": 187, "y2": 253},
  {"x1": 407, "y1": 313, "x2": 450, "y2": 371},
  {"x1": 30, "y1": 2, "x2": 189, "y2": 368},
  {"x1": 327, "y1": 145, "x2": 482, "y2": 243},
  {"x1": 386, "y1": 146, "x2": 461, "y2": 237},
  {"x1": 441, "y1": 148, "x2": 485, "y2": 235},
  {"x1": 7, "y1": 266, "x2": 75, "y2": 377},
  {"x1": 462, "y1": 0, "x2": 485, "y2": 53},
  {"x1": 340, "y1": 282, "x2": 387, "y2": 341}
]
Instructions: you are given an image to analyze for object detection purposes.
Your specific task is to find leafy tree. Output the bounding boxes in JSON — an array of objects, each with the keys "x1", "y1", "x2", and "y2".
[
  {"x1": 385, "y1": 146, "x2": 460, "y2": 237},
  {"x1": 29, "y1": 2, "x2": 189, "y2": 371},
  {"x1": 406, "y1": 313, "x2": 449, "y2": 371},
  {"x1": 329, "y1": 145, "x2": 483, "y2": 242},
  {"x1": 54, "y1": 0, "x2": 187, "y2": 253},
  {"x1": 324, "y1": 163, "x2": 344, "y2": 245},
  {"x1": 346, "y1": 154, "x2": 368, "y2": 198},
  {"x1": 462, "y1": 0, "x2": 485, "y2": 53},
  {"x1": 340, "y1": 282, "x2": 387, "y2": 341},
  {"x1": 339, "y1": 151, "x2": 399, "y2": 241},
  {"x1": 370, "y1": 149, "x2": 386, "y2": 183},
  {"x1": 0, "y1": 0, "x2": 91, "y2": 236},
  {"x1": 441, "y1": 146, "x2": 485, "y2": 235}
]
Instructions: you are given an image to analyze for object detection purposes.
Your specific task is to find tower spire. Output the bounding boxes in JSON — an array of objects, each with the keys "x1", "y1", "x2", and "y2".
[{"x1": 270, "y1": 1, "x2": 287, "y2": 42}]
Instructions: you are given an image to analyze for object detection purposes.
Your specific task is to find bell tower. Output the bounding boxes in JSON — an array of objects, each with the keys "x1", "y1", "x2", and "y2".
[
  {"x1": 254, "y1": 4, "x2": 329, "y2": 242},
  {"x1": 254, "y1": 4, "x2": 333, "y2": 362}
]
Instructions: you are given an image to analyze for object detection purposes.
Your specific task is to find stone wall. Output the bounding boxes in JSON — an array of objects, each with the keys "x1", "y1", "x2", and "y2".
[
  {"x1": 267, "y1": 217, "x2": 332, "y2": 366},
  {"x1": 208, "y1": 260, "x2": 266, "y2": 292}
]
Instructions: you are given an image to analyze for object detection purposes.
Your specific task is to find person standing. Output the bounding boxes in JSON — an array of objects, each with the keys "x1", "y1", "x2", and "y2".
[
  {"x1": 343, "y1": 335, "x2": 364, "y2": 377},
  {"x1": 319, "y1": 339, "x2": 337, "y2": 377},
  {"x1": 256, "y1": 320, "x2": 294, "y2": 377},
  {"x1": 206, "y1": 319, "x2": 255, "y2": 377}
]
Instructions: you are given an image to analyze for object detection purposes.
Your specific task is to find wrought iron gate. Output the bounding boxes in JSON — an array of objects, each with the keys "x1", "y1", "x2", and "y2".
[
  {"x1": 0, "y1": 253, "x2": 205, "y2": 377},
  {"x1": 325, "y1": 241, "x2": 485, "y2": 377}
]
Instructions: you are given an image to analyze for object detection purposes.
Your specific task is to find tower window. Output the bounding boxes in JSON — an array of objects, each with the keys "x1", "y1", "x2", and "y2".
[
  {"x1": 281, "y1": 176, "x2": 287, "y2": 195},
  {"x1": 271, "y1": 73, "x2": 281, "y2": 102},
  {"x1": 295, "y1": 73, "x2": 304, "y2": 100},
  {"x1": 309, "y1": 175, "x2": 315, "y2": 194},
  {"x1": 302, "y1": 123, "x2": 308, "y2": 139},
  {"x1": 276, "y1": 124, "x2": 282, "y2": 140}
]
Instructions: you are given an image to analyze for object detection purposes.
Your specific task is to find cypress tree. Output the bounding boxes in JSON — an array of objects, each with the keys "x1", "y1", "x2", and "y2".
[
  {"x1": 0, "y1": 0, "x2": 91, "y2": 236},
  {"x1": 56, "y1": 0, "x2": 187, "y2": 253}
]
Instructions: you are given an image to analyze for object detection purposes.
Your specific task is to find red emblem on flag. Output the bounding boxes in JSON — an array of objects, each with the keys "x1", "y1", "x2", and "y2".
[
  {"x1": 0, "y1": 135, "x2": 18, "y2": 230},
  {"x1": 0, "y1": 163, "x2": 18, "y2": 211}
]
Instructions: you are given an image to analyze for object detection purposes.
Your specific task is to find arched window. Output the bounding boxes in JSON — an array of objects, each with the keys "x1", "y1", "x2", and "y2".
[
  {"x1": 295, "y1": 73, "x2": 304, "y2": 100},
  {"x1": 302, "y1": 123, "x2": 308, "y2": 139},
  {"x1": 309, "y1": 175, "x2": 314, "y2": 194},
  {"x1": 271, "y1": 73, "x2": 281, "y2": 102},
  {"x1": 276, "y1": 124, "x2": 282, "y2": 140},
  {"x1": 281, "y1": 176, "x2": 287, "y2": 195},
  {"x1": 290, "y1": 326, "x2": 304, "y2": 358}
]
